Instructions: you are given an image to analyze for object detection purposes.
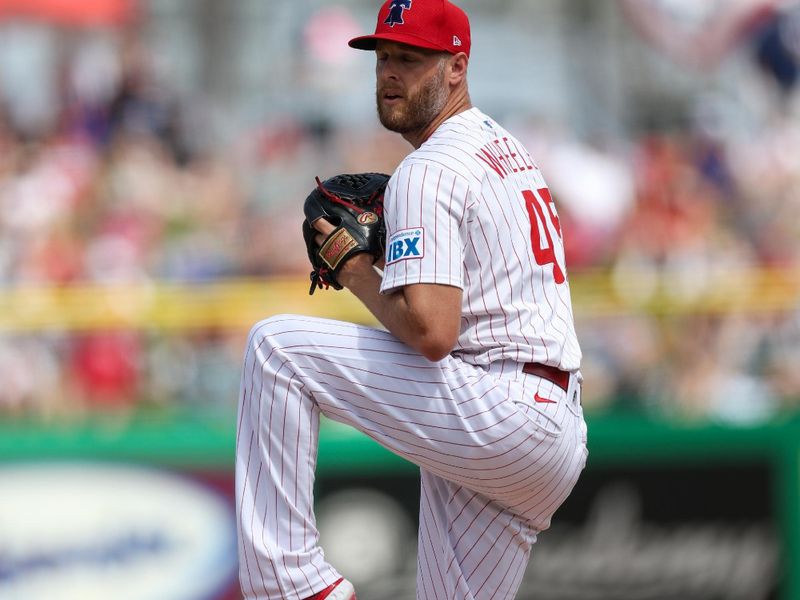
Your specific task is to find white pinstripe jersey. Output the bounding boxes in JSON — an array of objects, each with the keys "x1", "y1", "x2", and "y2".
[{"x1": 379, "y1": 107, "x2": 582, "y2": 371}]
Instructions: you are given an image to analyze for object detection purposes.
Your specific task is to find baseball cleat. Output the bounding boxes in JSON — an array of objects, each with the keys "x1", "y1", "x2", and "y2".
[{"x1": 304, "y1": 577, "x2": 356, "y2": 600}]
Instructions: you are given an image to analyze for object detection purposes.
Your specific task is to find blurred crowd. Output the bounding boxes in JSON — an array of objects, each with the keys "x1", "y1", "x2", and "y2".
[
  {"x1": 546, "y1": 121, "x2": 800, "y2": 421},
  {"x1": 1, "y1": 5, "x2": 800, "y2": 425}
]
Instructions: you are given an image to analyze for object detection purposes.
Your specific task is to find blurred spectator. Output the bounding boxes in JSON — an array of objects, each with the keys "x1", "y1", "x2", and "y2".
[{"x1": 69, "y1": 331, "x2": 141, "y2": 410}]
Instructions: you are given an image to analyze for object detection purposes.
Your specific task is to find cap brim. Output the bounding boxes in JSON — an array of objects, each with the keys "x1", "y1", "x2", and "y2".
[{"x1": 348, "y1": 32, "x2": 452, "y2": 53}]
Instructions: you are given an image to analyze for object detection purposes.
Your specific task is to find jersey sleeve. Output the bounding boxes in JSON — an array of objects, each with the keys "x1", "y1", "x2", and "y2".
[{"x1": 380, "y1": 161, "x2": 470, "y2": 294}]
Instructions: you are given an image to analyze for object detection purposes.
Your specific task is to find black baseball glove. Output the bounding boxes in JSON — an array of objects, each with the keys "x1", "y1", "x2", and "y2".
[{"x1": 302, "y1": 172, "x2": 390, "y2": 295}]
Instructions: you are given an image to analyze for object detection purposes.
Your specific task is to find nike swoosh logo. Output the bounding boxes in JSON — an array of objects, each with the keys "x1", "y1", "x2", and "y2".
[{"x1": 534, "y1": 393, "x2": 557, "y2": 404}]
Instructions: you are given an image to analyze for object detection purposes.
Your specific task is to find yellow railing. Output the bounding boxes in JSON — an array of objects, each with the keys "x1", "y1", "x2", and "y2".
[
  {"x1": 0, "y1": 277, "x2": 372, "y2": 333},
  {"x1": 1, "y1": 267, "x2": 799, "y2": 332},
  {"x1": 570, "y1": 265, "x2": 800, "y2": 316}
]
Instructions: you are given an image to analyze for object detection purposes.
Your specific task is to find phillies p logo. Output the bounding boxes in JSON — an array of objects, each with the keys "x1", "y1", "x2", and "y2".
[{"x1": 385, "y1": 0, "x2": 412, "y2": 27}]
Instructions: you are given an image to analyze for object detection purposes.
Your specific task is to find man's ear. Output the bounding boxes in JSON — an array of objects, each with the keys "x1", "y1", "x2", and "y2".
[{"x1": 448, "y1": 52, "x2": 469, "y2": 86}]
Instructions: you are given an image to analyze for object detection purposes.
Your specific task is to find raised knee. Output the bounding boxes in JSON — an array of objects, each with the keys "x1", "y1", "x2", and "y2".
[{"x1": 247, "y1": 314, "x2": 298, "y2": 350}]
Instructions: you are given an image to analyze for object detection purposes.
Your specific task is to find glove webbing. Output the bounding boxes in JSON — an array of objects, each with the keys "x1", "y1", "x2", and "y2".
[{"x1": 314, "y1": 177, "x2": 385, "y2": 218}]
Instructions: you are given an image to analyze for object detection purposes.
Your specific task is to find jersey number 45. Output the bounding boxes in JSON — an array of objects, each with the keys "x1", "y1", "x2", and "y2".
[{"x1": 523, "y1": 188, "x2": 565, "y2": 284}]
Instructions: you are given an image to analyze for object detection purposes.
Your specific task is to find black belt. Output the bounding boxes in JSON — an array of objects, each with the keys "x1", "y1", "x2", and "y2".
[{"x1": 522, "y1": 362, "x2": 570, "y2": 392}]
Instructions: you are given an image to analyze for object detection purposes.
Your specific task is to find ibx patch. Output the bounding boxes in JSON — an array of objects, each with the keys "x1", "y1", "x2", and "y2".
[{"x1": 386, "y1": 227, "x2": 424, "y2": 265}]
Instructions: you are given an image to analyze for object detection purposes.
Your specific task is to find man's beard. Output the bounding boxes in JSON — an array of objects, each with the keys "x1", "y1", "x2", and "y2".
[{"x1": 377, "y1": 63, "x2": 448, "y2": 134}]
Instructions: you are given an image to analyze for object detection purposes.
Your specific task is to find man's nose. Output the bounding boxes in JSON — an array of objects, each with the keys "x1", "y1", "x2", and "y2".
[{"x1": 377, "y1": 59, "x2": 399, "y2": 81}]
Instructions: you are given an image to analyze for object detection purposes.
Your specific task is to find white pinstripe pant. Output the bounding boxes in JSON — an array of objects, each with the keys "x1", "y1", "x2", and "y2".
[{"x1": 236, "y1": 315, "x2": 587, "y2": 600}]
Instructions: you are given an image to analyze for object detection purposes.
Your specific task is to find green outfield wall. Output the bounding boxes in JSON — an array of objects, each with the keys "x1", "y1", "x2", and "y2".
[{"x1": 0, "y1": 412, "x2": 798, "y2": 599}]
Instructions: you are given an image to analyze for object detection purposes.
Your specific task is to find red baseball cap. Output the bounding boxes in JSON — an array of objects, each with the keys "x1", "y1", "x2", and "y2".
[{"x1": 349, "y1": 0, "x2": 471, "y2": 57}]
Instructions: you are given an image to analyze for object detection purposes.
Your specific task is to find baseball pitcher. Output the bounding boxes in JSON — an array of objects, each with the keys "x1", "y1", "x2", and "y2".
[{"x1": 235, "y1": 1, "x2": 588, "y2": 598}]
